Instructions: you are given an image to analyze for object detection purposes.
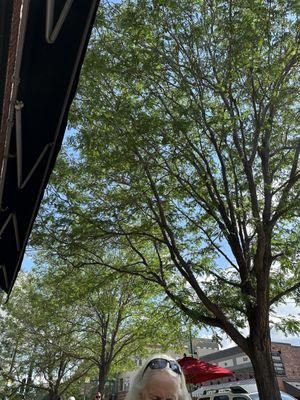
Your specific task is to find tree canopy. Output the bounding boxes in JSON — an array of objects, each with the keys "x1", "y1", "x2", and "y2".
[
  {"x1": 0, "y1": 267, "x2": 188, "y2": 399},
  {"x1": 31, "y1": 1, "x2": 299, "y2": 398}
]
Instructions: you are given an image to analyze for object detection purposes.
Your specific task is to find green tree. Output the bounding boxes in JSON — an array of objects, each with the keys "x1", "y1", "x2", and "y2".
[
  {"x1": 0, "y1": 274, "x2": 91, "y2": 400},
  {"x1": 1, "y1": 265, "x2": 188, "y2": 399},
  {"x1": 32, "y1": 1, "x2": 299, "y2": 398},
  {"x1": 34, "y1": 263, "x2": 187, "y2": 396}
]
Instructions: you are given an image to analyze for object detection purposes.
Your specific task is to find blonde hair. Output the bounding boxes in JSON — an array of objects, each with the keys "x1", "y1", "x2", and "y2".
[{"x1": 126, "y1": 354, "x2": 190, "y2": 400}]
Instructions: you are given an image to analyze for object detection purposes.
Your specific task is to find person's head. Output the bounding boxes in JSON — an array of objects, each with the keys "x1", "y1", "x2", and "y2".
[
  {"x1": 94, "y1": 393, "x2": 101, "y2": 400},
  {"x1": 126, "y1": 354, "x2": 190, "y2": 400}
]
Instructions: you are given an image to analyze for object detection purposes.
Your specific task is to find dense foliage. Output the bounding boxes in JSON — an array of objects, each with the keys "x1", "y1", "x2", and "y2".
[
  {"x1": 0, "y1": 269, "x2": 188, "y2": 399},
  {"x1": 31, "y1": 1, "x2": 299, "y2": 399}
]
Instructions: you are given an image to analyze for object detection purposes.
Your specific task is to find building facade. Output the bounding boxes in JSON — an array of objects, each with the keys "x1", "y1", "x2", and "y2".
[
  {"x1": 185, "y1": 338, "x2": 219, "y2": 358},
  {"x1": 198, "y1": 342, "x2": 300, "y2": 398}
]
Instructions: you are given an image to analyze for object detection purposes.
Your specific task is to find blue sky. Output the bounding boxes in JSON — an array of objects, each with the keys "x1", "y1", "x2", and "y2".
[{"x1": 22, "y1": 253, "x2": 34, "y2": 272}]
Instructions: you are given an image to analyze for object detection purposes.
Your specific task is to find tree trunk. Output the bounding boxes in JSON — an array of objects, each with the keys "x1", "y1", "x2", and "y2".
[
  {"x1": 98, "y1": 367, "x2": 108, "y2": 397},
  {"x1": 249, "y1": 331, "x2": 281, "y2": 400},
  {"x1": 49, "y1": 392, "x2": 61, "y2": 400},
  {"x1": 48, "y1": 383, "x2": 59, "y2": 400}
]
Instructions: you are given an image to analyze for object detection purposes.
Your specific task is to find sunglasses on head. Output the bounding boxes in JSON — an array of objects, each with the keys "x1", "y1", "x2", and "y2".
[{"x1": 142, "y1": 358, "x2": 181, "y2": 377}]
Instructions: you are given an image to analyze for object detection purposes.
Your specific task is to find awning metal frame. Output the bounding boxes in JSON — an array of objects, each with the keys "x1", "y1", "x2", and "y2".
[
  {"x1": 0, "y1": 213, "x2": 20, "y2": 251},
  {"x1": 15, "y1": 101, "x2": 53, "y2": 190},
  {"x1": 1, "y1": 0, "x2": 76, "y2": 206},
  {"x1": 0, "y1": 0, "x2": 99, "y2": 295},
  {"x1": 46, "y1": 0, "x2": 74, "y2": 44},
  {"x1": 0, "y1": 264, "x2": 8, "y2": 289}
]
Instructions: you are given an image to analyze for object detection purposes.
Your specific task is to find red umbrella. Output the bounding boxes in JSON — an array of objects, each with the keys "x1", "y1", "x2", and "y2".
[{"x1": 177, "y1": 356, "x2": 234, "y2": 384}]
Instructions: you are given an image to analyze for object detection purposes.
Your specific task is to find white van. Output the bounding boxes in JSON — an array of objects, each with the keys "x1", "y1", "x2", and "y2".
[{"x1": 196, "y1": 387, "x2": 296, "y2": 400}]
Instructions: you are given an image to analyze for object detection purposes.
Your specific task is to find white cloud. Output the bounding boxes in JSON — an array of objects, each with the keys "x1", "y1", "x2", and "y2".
[
  {"x1": 271, "y1": 299, "x2": 300, "y2": 320},
  {"x1": 203, "y1": 298, "x2": 300, "y2": 350},
  {"x1": 270, "y1": 299, "x2": 300, "y2": 346}
]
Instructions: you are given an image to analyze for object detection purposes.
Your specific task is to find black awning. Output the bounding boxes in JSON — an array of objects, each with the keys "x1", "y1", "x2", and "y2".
[{"x1": 0, "y1": 0, "x2": 99, "y2": 294}]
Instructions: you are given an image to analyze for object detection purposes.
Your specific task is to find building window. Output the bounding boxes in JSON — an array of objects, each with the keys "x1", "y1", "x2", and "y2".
[
  {"x1": 119, "y1": 378, "x2": 124, "y2": 392},
  {"x1": 271, "y1": 351, "x2": 285, "y2": 376},
  {"x1": 274, "y1": 368, "x2": 285, "y2": 376},
  {"x1": 271, "y1": 351, "x2": 281, "y2": 356},
  {"x1": 218, "y1": 359, "x2": 234, "y2": 367},
  {"x1": 236, "y1": 355, "x2": 250, "y2": 365}
]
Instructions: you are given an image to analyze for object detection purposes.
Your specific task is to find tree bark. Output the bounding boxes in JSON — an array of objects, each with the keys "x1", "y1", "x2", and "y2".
[
  {"x1": 98, "y1": 367, "x2": 108, "y2": 397},
  {"x1": 249, "y1": 331, "x2": 281, "y2": 400}
]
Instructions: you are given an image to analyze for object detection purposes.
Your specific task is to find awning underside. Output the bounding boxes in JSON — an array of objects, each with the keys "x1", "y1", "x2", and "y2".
[{"x1": 0, "y1": 0, "x2": 98, "y2": 294}]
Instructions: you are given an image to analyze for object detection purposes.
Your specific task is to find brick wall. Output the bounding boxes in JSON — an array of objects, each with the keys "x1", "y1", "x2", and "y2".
[{"x1": 271, "y1": 343, "x2": 300, "y2": 379}]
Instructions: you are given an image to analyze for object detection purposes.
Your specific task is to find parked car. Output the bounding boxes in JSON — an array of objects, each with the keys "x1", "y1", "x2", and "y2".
[
  {"x1": 196, "y1": 387, "x2": 296, "y2": 400},
  {"x1": 248, "y1": 393, "x2": 296, "y2": 400}
]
